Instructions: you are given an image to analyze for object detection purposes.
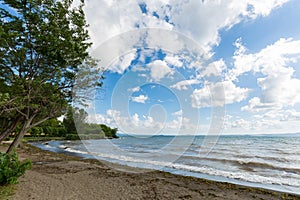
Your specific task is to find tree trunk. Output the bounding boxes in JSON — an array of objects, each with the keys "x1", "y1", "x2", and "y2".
[
  {"x1": 0, "y1": 116, "x2": 22, "y2": 142},
  {"x1": 7, "y1": 116, "x2": 34, "y2": 154}
]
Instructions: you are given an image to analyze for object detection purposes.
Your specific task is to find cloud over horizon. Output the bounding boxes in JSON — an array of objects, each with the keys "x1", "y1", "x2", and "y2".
[{"x1": 79, "y1": 0, "x2": 300, "y2": 135}]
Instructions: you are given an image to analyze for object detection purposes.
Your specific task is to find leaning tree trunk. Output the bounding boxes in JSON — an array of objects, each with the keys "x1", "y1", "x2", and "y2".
[
  {"x1": 0, "y1": 116, "x2": 22, "y2": 142},
  {"x1": 6, "y1": 116, "x2": 34, "y2": 154}
]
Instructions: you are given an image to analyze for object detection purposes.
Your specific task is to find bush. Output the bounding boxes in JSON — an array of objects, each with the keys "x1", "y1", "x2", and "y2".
[
  {"x1": 65, "y1": 134, "x2": 80, "y2": 140},
  {"x1": 0, "y1": 151, "x2": 32, "y2": 185}
]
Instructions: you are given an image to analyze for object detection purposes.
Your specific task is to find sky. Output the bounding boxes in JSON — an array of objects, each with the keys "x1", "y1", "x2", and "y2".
[{"x1": 74, "y1": 0, "x2": 300, "y2": 135}]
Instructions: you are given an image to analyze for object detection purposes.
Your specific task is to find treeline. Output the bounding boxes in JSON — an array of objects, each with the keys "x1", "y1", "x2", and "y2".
[{"x1": 25, "y1": 107, "x2": 118, "y2": 140}]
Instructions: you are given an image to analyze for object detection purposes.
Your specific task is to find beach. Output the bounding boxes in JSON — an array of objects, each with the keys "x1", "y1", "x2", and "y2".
[{"x1": 0, "y1": 144, "x2": 299, "y2": 200}]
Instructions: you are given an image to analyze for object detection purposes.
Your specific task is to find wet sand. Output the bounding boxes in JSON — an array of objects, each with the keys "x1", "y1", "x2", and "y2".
[{"x1": 1, "y1": 144, "x2": 299, "y2": 200}]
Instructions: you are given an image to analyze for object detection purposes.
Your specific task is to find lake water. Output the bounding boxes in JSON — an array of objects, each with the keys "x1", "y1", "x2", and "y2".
[{"x1": 32, "y1": 134, "x2": 300, "y2": 195}]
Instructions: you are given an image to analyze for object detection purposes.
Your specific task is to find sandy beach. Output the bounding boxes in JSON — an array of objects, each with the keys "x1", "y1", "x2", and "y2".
[{"x1": 1, "y1": 144, "x2": 299, "y2": 200}]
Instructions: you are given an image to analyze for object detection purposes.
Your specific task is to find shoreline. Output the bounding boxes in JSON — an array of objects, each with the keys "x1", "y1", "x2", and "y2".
[
  {"x1": 1, "y1": 143, "x2": 300, "y2": 200},
  {"x1": 31, "y1": 140, "x2": 300, "y2": 196}
]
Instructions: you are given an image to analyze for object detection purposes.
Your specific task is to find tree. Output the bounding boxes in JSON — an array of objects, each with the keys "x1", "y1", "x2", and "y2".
[
  {"x1": 0, "y1": 0, "x2": 101, "y2": 153},
  {"x1": 62, "y1": 106, "x2": 119, "y2": 139},
  {"x1": 0, "y1": 81, "x2": 22, "y2": 141},
  {"x1": 63, "y1": 106, "x2": 88, "y2": 134}
]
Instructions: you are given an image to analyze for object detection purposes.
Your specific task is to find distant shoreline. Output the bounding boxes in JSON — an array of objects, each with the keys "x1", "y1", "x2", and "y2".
[{"x1": 1, "y1": 143, "x2": 299, "y2": 200}]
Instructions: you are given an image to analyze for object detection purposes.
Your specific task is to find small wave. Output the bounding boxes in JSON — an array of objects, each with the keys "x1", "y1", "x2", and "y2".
[
  {"x1": 35, "y1": 143, "x2": 300, "y2": 188},
  {"x1": 180, "y1": 155, "x2": 300, "y2": 174},
  {"x1": 64, "y1": 148, "x2": 88, "y2": 155},
  {"x1": 58, "y1": 145, "x2": 69, "y2": 149},
  {"x1": 63, "y1": 147, "x2": 300, "y2": 187},
  {"x1": 168, "y1": 163, "x2": 300, "y2": 187},
  {"x1": 237, "y1": 160, "x2": 300, "y2": 174}
]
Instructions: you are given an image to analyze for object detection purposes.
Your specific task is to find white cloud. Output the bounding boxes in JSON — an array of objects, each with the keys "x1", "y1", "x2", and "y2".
[
  {"x1": 81, "y1": 0, "x2": 298, "y2": 134},
  {"x1": 148, "y1": 60, "x2": 173, "y2": 81},
  {"x1": 86, "y1": 113, "x2": 106, "y2": 124},
  {"x1": 85, "y1": 0, "x2": 289, "y2": 61},
  {"x1": 84, "y1": 1, "x2": 142, "y2": 48},
  {"x1": 259, "y1": 109, "x2": 300, "y2": 121},
  {"x1": 164, "y1": 54, "x2": 183, "y2": 67},
  {"x1": 191, "y1": 81, "x2": 250, "y2": 108},
  {"x1": 233, "y1": 38, "x2": 300, "y2": 112},
  {"x1": 223, "y1": 109, "x2": 300, "y2": 134},
  {"x1": 86, "y1": 109, "x2": 199, "y2": 135},
  {"x1": 231, "y1": 38, "x2": 300, "y2": 80},
  {"x1": 131, "y1": 95, "x2": 148, "y2": 103},
  {"x1": 257, "y1": 68, "x2": 300, "y2": 106},
  {"x1": 231, "y1": 118, "x2": 252, "y2": 129},
  {"x1": 128, "y1": 86, "x2": 141, "y2": 93},
  {"x1": 109, "y1": 52, "x2": 136, "y2": 74},
  {"x1": 200, "y1": 59, "x2": 227, "y2": 78},
  {"x1": 143, "y1": 116, "x2": 155, "y2": 128},
  {"x1": 132, "y1": 113, "x2": 140, "y2": 126},
  {"x1": 172, "y1": 110, "x2": 182, "y2": 116},
  {"x1": 241, "y1": 97, "x2": 278, "y2": 113},
  {"x1": 168, "y1": 0, "x2": 289, "y2": 51},
  {"x1": 170, "y1": 79, "x2": 200, "y2": 90},
  {"x1": 245, "y1": 0, "x2": 289, "y2": 17},
  {"x1": 107, "y1": 109, "x2": 121, "y2": 119}
]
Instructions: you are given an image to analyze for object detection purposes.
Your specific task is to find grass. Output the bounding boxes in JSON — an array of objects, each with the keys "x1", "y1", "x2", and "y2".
[{"x1": 0, "y1": 185, "x2": 15, "y2": 200}]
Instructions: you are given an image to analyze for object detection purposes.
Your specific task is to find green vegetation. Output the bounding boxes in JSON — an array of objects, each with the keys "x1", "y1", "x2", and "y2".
[
  {"x1": 26, "y1": 107, "x2": 119, "y2": 140},
  {"x1": 0, "y1": 151, "x2": 31, "y2": 185},
  {"x1": 0, "y1": 184, "x2": 15, "y2": 200},
  {"x1": 0, "y1": 0, "x2": 103, "y2": 153}
]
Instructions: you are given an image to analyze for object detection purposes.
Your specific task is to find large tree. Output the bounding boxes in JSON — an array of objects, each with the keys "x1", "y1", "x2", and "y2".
[{"x1": 0, "y1": 0, "x2": 100, "y2": 153}]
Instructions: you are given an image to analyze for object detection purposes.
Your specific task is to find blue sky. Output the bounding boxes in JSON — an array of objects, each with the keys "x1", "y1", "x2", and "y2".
[{"x1": 76, "y1": 0, "x2": 300, "y2": 135}]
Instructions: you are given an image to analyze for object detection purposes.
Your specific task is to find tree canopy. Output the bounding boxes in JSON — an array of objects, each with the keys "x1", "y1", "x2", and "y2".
[{"x1": 0, "y1": 0, "x2": 102, "y2": 152}]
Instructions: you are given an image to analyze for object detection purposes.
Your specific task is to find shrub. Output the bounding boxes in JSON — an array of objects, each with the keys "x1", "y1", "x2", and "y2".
[
  {"x1": 0, "y1": 151, "x2": 32, "y2": 185},
  {"x1": 65, "y1": 134, "x2": 80, "y2": 140}
]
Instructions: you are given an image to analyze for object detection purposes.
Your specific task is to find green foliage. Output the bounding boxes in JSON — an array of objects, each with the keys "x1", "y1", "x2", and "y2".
[
  {"x1": 0, "y1": 151, "x2": 31, "y2": 185},
  {"x1": 26, "y1": 107, "x2": 118, "y2": 140},
  {"x1": 100, "y1": 124, "x2": 118, "y2": 138},
  {"x1": 62, "y1": 107, "x2": 119, "y2": 139},
  {"x1": 28, "y1": 118, "x2": 66, "y2": 137},
  {"x1": 0, "y1": 0, "x2": 103, "y2": 152},
  {"x1": 29, "y1": 127, "x2": 43, "y2": 137},
  {"x1": 62, "y1": 107, "x2": 85, "y2": 134},
  {"x1": 0, "y1": 184, "x2": 15, "y2": 199},
  {"x1": 65, "y1": 134, "x2": 80, "y2": 140}
]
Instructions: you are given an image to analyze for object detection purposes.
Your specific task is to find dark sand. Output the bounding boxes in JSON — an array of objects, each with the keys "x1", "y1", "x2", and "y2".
[{"x1": 1, "y1": 143, "x2": 299, "y2": 200}]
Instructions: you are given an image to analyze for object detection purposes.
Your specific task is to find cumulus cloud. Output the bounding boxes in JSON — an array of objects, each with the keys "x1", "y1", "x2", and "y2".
[
  {"x1": 200, "y1": 59, "x2": 227, "y2": 78},
  {"x1": 230, "y1": 38, "x2": 300, "y2": 79},
  {"x1": 170, "y1": 79, "x2": 201, "y2": 90},
  {"x1": 223, "y1": 109, "x2": 300, "y2": 134},
  {"x1": 110, "y1": 52, "x2": 137, "y2": 74},
  {"x1": 148, "y1": 60, "x2": 173, "y2": 81},
  {"x1": 259, "y1": 109, "x2": 300, "y2": 121},
  {"x1": 241, "y1": 97, "x2": 278, "y2": 113},
  {"x1": 132, "y1": 113, "x2": 140, "y2": 126},
  {"x1": 85, "y1": 0, "x2": 289, "y2": 73},
  {"x1": 86, "y1": 110, "x2": 198, "y2": 135},
  {"x1": 172, "y1": 109, "x2": 182, "y2": 116},
  {"x1": 86, "y1": 113, "x2": 106, "y2": 124},
  {"x1": 131, "y1": 94, "x2": 148, "y2": 103},
  {"x1": 82, "y1": 0, "x2": 297, "y2": 134},
  {"x1": 233, "y1": 38, "x2": 300, "y2": 112},
  {"x1": 164, "y1": 54, "x2": 183, "y2": 67},
  {"x1": 191, "y1": 80, "x2": 250, "y2": 108},
  {"x1": 168, "y1": 0, "x2": 289, "y2": 51},
  {"x1": 128, "y1": 86, "x2": 141, "y2": 93}
]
